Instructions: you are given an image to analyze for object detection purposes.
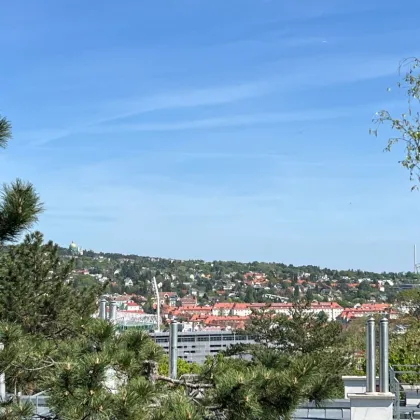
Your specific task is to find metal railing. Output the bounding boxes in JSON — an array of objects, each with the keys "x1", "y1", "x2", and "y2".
[
  {"x1": 12, "y1": 392, "x2": 352, "y2": 420},
  {"x1": 390, "y1": 365, "x2": 420, "y2": 420},
  {"x1": 5, "y1": 391, "x2": 51, "y2": 418},
  {"x1": 293, "y1": 399, "x2": 350, "y2": 419}
]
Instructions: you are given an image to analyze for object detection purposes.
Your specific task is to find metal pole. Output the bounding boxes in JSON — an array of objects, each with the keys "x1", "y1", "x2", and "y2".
[
  {"x1": 109, "y1": 300, "x2": 117, "y2": 323},
  {"x1": 169, "y1": 320, "x2": 178, "y2": 379},
  {"x1": 379, "y1": 316, "x2": 389, "y2": 393},
  {"x1": 366, "y1": 316, "x2": 376, "y2": 393},
  {"x1": 99, "y1": 298, "x2": 107, "y2": 320},
  {"x1": 152, "y1": 277, "x2": 161, "y2": 332},
  {"x1": 0, "y1": 342, "x2": 5, "y2": 401}
]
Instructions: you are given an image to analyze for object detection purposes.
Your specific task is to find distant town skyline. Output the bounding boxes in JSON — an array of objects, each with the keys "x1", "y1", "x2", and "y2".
[{"x1": 1, "y1": 0, "x2": 420, "y2": 272}]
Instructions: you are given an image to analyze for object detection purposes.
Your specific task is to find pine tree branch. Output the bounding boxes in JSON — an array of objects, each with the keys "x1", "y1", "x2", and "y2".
[
  {"x1": 0, "y1": 115, "x2": 12, "y2": 148},
  {"x1": 0, "y1": 181, "x2": 43, "y2": 243},
  {"x1": 155, "y1": 374, "x2": 213, "y2": 389},
  {"x1": 144, "y1": 360, "x2": 213, "y2": 389},
  {"x1": 10, "y1": 361, "x2": 56, "y2": 371}
]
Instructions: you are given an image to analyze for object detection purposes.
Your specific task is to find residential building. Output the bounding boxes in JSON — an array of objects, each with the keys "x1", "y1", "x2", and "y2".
[
  {"x1": 337, "y1": 303, "x2": 398, "y2": 323},
  {"x1": 124, "y1": 277, "x2": 134, "y2": 287},
  {"x1": 180, "y1": 295, "x2": 197, "y2": 307},
  {"x1": 159, "y1": 292, "x2": 178, "y2": 307},
  {"x1": 232, "y1": 303, "x2": 252, "y2": 317},
  {"x1": 212, "y1": 302, "x2": 234, "y2": 316}
]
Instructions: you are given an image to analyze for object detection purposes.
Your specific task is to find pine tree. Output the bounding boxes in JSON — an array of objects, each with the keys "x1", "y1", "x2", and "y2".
[
  {"x1": 198, "y1": 350, "x2": 344, "y2": 420},
  {"x1": 214, "y1": 301, "x2": 350, "y2": 417},
  {"x1": 42, "y1": 327, "x2": 167, "y2": 419},
  {"x1": 0, "y1": 115, "x2": 43, "y2": 243},
  {"x1": 0, "y1": 231, "x2": 100, "y2": 338},
  {"x1": 245, "y1": 301, "x2": 343, "y2": 354}
]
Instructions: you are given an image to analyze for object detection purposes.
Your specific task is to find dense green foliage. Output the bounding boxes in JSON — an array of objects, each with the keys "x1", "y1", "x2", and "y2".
[
  {"x1": 158, "y1": 355, "x2": 201, "y2": 377},
  {"x1": 0, "y1": 232, "x2": 101, "y2": 338},
  {"x1": 245, "y1": 302, "x2": 342, "y2": 353},
  {"x1": 396, "y1": 289, "x2": 420, "y2": 320}
]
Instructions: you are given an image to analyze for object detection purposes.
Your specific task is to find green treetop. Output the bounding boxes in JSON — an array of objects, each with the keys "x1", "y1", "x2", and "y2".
[
  {"x1": 0, "y1": 115, "x2": 43, "y2": 244},
  {"x1": 0, "y1": 231, "x2": 101, "y2": 338},
  {"x1": 372, "y1": 58, "x2": 420, "y2": 189}
]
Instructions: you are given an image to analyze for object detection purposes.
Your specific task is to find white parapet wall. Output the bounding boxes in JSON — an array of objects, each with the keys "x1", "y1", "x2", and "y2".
[
  {"x1": 401, "y1": 384, "x2": 420, "y2": 406},
  {"x1": 342, "y1": 376, "x2": 379, "y2": 399},
  {"x1": 348, "y1": 393, "x2": 394, "y2": 420}
]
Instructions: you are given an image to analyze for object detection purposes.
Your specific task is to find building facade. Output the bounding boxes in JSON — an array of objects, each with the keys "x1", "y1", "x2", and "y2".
[{"x1": 150, "y1": 330, "x2": 255, "y2": 364}]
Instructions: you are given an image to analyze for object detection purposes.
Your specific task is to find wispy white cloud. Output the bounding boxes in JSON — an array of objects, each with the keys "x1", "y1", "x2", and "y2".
[
  {"x1": 86, "y1": 109, "x2": 349, "y2": 133},
  {"x1": 18, "y1": 128, "x2": 72, "y2": 146},
  {"x1": 25, "y1": 81, "x2": 270, "y2": 145},
  {"x1": 167, "y1": 152, "x2": 396, "y2": 168},
  {"x1": 262, "y1": 53, "x2": 406, "y2": 89},
  {"x1": 79, "y1": 100, "x2": 402, "y2": 134},
  {"x1": 94, "y1": 82, "x2": 270, "y2": 124},
  {"x1": 22, "y1": 50, "x2": 409, "y2": 146}
]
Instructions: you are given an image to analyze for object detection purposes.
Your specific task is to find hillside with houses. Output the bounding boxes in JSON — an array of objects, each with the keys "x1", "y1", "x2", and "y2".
[{"x1": 59, "y1": 244, "x2": 418, "y2": 329}]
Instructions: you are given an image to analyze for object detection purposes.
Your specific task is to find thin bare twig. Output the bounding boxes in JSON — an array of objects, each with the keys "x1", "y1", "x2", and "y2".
[{"x1": 155, "y1": 374, "x2": 213, "y2": 389}]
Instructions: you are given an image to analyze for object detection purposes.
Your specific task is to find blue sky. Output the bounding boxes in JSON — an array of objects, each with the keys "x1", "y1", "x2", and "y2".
[{"x1": 1, "y1": 0, "x2": 420, "y2": 272}]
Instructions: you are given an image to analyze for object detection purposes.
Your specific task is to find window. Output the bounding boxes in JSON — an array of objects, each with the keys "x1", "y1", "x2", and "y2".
[
  {"x1": 223, "y1": 335, "x2": 234, "y2": 341},
  {"x1": 179, "y1": 337, "x2": 195, "y2": 342},
  {"x1": 210, "y1": 335, "x2": 222, "y2": 341}
]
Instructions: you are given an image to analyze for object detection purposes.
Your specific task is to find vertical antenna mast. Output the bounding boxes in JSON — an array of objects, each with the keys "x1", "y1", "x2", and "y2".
[
  {"x1": 152, "y1": 276, "x2": 161, "y2": 332},
  {"x1": 415, "y1": 244, "x2": 418, "y2": 274}
]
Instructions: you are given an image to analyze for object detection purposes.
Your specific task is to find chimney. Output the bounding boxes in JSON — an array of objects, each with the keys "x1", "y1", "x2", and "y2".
[
  {"x1": 348, "y1": 316, "x2": 394, "y2": 420},
  {"x1": 366, "y1": 316, "x2": 376, "y2": 393},
  {"x1": 99, "y1": 298, "x2": 107, "y2": 320},
  {"x1": 0, "y1": 342, "x2": 5, "y2": 401},
  {"x1": 169, "y1": 320, "x2": 178, "y2": 379},
  {"x1": 109, "y1": 300, "x2": 117, "y2": 323},
  {"x1": 379, "y1": 316, "x2": 389, "y2": 393}
]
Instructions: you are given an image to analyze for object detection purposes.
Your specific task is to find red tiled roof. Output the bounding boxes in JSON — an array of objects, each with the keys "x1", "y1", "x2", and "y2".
[
  {"x1": 159, "y1": 292, "x2": 177, "y2": 297},
  {"x1": 234, "y1": 303, "x2": 250, "y2": 309},
  {"x1": 338, "y1": 304, "x2": 396, "y2": 321},
  {"x1": 214, "y1": 302, "x2": 234, "y2": 308},
  {"x1": 205, "y1": 316, "x2": 248, "y2": 322},
  {"x1": 118, "y1": 309, "x2": 144, "y2": 314}
]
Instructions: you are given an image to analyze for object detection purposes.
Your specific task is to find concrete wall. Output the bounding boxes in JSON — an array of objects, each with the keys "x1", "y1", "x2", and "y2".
[
  {"x1": 342, "y1": 376, "x2": 379, "y2": 399},
  {"x1": 349, "y1": 393, "x2": 394, "y2": 420}
]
